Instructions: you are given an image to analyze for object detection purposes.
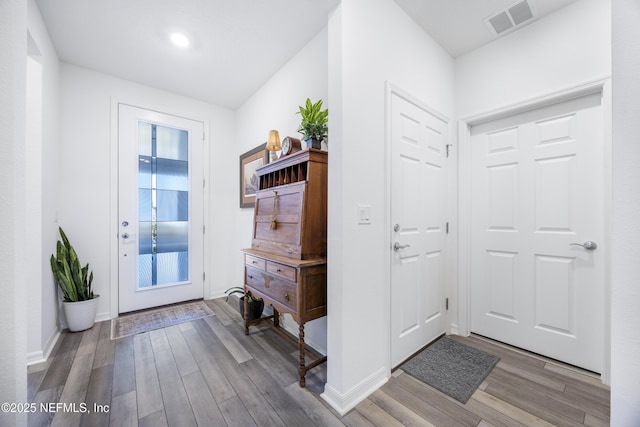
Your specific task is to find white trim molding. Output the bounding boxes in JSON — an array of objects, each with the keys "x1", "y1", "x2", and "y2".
[
  {"x1": 27, "y1": 328, "x2": 61, "y2": 366},
  {"x1": 321, "y1": 367, "x2": 389, "y2": 416},
  {"x1": 461, "y1": 77, "x2": 611, "y2": 127}
]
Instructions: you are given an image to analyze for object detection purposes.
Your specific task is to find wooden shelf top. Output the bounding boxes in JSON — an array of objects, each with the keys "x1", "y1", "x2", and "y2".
[
  {"x1": 257, "y1": 148, "x2": 327, "y2": 176},
  {"x1": 242, "y1": 248, "x2": 326, "y2": 267}
]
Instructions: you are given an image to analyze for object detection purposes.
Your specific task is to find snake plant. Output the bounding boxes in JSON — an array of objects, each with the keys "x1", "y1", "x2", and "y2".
[
  {"x1": 225, "y1": 287, "x2": 258, "y2": 302},
  {"x1": 50, "y1": 227, "x2": 94, "y2": 302}
]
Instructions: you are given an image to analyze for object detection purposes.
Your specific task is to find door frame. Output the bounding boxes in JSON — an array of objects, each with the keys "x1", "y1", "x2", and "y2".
[
  {"x1": 108, "y1": 99, "x2": 211, "y2": 318},
  {"x1": 457, "y1": 78, "x2": 612, "y2": 384},
  {"x1": 384, "y1": 81, "x2": 455, "y2": 369}
]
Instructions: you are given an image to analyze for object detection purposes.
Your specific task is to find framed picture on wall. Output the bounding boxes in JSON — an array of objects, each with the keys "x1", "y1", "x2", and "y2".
[{"x1": 240, "y1": 144, "x2": 269, "y2": 208}]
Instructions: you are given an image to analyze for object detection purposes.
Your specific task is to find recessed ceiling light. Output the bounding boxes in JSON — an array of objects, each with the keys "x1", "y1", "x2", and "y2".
[{"x1": 170, "y1": 32, "x2": 190, "y2": 48}]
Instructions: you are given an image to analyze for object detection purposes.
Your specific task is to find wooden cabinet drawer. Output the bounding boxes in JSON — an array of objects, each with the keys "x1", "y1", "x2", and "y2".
[
  {"x1": 266, "y1": 261, "x2": 297, "y2": 281},
  {"x1": 245, "y1": 266, "x2": 263, "y2": 286},
  {"x1": 245, "y1": 254, "x2": 266, "y2": 270},
  {"x1": 245, "y1": 266, "x2": 297, "y2": 312}
]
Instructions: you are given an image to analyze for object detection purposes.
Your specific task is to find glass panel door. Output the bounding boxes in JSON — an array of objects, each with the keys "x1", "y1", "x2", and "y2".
[
  {"x1": 138, "y1": 122, "x2": 189, "y2": 288},
  {"x1": 118, "y1": 104, "x2": 204, "y2": 313}
]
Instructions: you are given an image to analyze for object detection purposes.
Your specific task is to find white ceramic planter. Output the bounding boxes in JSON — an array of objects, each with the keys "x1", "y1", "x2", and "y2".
[{"x1": 63, "y1": 295, "x2": 100, "y2": 332}]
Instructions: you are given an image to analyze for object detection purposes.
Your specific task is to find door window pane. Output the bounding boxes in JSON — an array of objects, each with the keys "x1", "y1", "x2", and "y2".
[
  {"x1": 157, "y1": 252, "x2": 189, "y2": 283},
  {"x1": 156, "y1": 158, "x2": 188, "y2": 191},
  {"x1": 156, "y1": 190, "x2": 188, "y2": 221},
  {"x1": 138, "y1": 121, "x2": 189, "y2": 288},
  {"x1": 139, "y1": 190, "x2": 152, "y2": 222},
  {"x1": 156, "y1": 125, "x2": 188, "y2": 160},
  {"x1": 138, "y1": 122, "x2": 152, "y2": 157},
  {"x1": 156, "y1": 221, "x2": 189, "y2": 253},
  {"x1": 138, "y1": 156, "x2": 152, "y2": 188}
]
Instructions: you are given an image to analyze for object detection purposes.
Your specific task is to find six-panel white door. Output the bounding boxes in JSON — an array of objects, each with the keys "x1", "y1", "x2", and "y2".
[
  {"x1": 118, "y1": 104, "x2": 205, "y2": 313},
  {"x1": 390, "y1": 92, "x2": 448, "y2": 367},
  {"x1": 470, "y1": 93, "x2": 605, "y2": 372}
]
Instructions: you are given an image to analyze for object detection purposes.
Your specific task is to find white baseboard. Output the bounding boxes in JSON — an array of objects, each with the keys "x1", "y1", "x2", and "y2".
[
  {"x1": 59, "y1": 310, "x2": 112, "y2": 331},
  {"x1": 27, "y1": 350, "x2": 45, "y2": 366},
  {"x1": 207, "y1": 291, "x2": 226, "y2": 300},
  {"x1": 449, "y1": 322, "x2": 459, "y2": 335},
  {"x1": 95, "y1": 311, "x2": 111, "y2": 323},
  {"x1": 280, "y1": 317, "x2": 327, "y2": 356},
  {"x1": 27, "y1": 328, "x2": 61, "y2": 366},
  {"x1": 321, "y1": 367, "x2": 389, "y2": 416}
]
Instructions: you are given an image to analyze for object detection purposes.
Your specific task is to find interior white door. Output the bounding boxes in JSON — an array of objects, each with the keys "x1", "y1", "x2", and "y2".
[
  {"x1": 118, "y1": 104, "x2": 204, "y2": 313},
  {"x1": 470, "y1": 93, "x2": 605, "y2": 372},
  {"x1": 390, "y1": 92, "x2": 448, "y2": 367}
]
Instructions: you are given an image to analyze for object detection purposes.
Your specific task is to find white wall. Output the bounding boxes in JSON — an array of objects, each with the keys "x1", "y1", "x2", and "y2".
[
  {"x1": 26, "y1": 55, "x2": 43, "y2": 359},
  {"x1": 456, "y1": 0, "x2": 610, "y2": 119},
  {"x1": 611, "y1": 1, "x2": 640, "y2": 424},
  {"x1": 0, "y1": 0, "x2": 28, "y2": 424},
  {"x1": 26, "y1": 0, "x2": 62, "y2": 365},
  {"x1": 324, "y1": 0, "x2": 454, "y2": 414},
  {"x1": 59, "y1": 64, "x2": 237, "y2": 319},
  {"x1": 235, "y1": 28, "x2": 330, "y2": 353}
]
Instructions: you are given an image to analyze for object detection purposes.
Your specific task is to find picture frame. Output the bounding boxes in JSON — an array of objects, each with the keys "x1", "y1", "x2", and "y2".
[{"x1": 240, "y1": 144, "x2": 269, "y2": 208}]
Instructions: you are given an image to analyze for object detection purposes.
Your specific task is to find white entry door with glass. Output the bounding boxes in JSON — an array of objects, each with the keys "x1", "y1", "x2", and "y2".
[{"x1": 118, "y1": 104, "x2": 204, "y2": 313}]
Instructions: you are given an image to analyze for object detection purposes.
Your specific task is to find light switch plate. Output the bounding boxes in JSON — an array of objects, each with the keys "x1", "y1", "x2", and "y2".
[{"x1": 357, "y1": 204, "x2": 371, "y2": 225}]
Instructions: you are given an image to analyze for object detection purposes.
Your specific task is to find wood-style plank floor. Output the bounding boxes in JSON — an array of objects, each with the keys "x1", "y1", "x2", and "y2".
[{"x1": 27, "y1": 298, "x2": 610, "y2": 426}]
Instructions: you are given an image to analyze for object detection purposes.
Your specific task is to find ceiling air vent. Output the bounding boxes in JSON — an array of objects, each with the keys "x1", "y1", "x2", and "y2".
[
  {"x1": 488, "y1": 12, "x2": 514, "y2": 35},
  {"x1": 485, "y1": 0, "x2": 536, "y2": 36}
]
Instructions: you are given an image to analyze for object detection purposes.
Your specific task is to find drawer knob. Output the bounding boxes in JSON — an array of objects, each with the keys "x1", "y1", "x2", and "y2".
[
  {"x1": 248, "y1": 275, "x2": 253, "y2": 279},
  {"x1": 252, "y1": 261, "x2": 258, "y2": 264},
  {"x1": 284, "y1": 293, "x2": 290, "y2": 301},
  {"x1": 277, "y1": 268, "x2": 282, "y2": 272}
]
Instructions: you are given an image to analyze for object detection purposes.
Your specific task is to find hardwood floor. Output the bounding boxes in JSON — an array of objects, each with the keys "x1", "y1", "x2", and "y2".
[{"x1": 27, "y1": 298, "x2": 610, "y2": 426}]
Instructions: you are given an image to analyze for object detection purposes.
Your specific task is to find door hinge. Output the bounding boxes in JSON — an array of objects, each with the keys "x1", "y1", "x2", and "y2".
[
  {"x1": 446, "y1": 144, "x2": 453, "y2": 158},
  {"x1": 446, "y1": 222, "x2": 449, "y2": 234},
  {"x1": 203, "y1": 225, "x2": 205, "y2": 234},
  {"x1": 203, "y1": 272, "x2": 206, "y2": 281},
  {"x1": 446, "y1": 297, "x2": 449, "y2": 311},
  {"x1": 203, "y1": 178, "x2": 206, "y2": 188}
]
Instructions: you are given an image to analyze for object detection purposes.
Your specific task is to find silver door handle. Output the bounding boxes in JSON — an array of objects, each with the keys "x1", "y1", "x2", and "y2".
[
  {"x1": 570, "y1": 241, "x2": 597, "y2": 250},
  {"x1": 393, "y1": 242, "x2": 410, "y2": 251},
  {"x1": 122, "y1": 233, "x2": 130, "y2": 239}
]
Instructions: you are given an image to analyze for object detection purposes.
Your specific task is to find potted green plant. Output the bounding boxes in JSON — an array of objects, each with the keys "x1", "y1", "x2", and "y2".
[
  {"x1": 296, "y1": 98, "x2": 328, "y2": 149},
  {"x1": 50, "y1": 227, "x2": 99, "y2": 332},
  {"x1": 225, "y1": 287, "x2": 264, "y2": 321}
]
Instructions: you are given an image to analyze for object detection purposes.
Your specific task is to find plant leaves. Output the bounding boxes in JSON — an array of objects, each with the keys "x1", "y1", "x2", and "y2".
[
  {"x1": 50, "y1": 227, "x2": 94, "y2": 302},
  {"x1": 296, "y1": 98, "x2": 329, "y2": 141}
]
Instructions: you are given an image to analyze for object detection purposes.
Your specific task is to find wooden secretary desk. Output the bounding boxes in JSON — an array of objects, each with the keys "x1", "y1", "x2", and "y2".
[{"x1": 242, "y1": 148, "x2": 327, "y2": 387}]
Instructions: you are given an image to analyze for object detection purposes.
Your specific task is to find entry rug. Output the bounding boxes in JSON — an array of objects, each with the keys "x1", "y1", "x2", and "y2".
[
  {"x1": 400, "y1": 336, "x2": 500, "y2": 403},
  {"x1": 111, "y1": 300, "x2": 213, "y2": 340}
]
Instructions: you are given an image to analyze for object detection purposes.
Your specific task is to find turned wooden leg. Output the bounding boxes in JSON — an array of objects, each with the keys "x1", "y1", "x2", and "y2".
[
  {"x1": 298, "y1": 323, "x2": 306, "y2": 387},
  {"x1": 273, "y1": 308, "x2": 280, "y2": 327},
  {"x1": 243, "y1": 297, "x2": 249, "y2": 335}
]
